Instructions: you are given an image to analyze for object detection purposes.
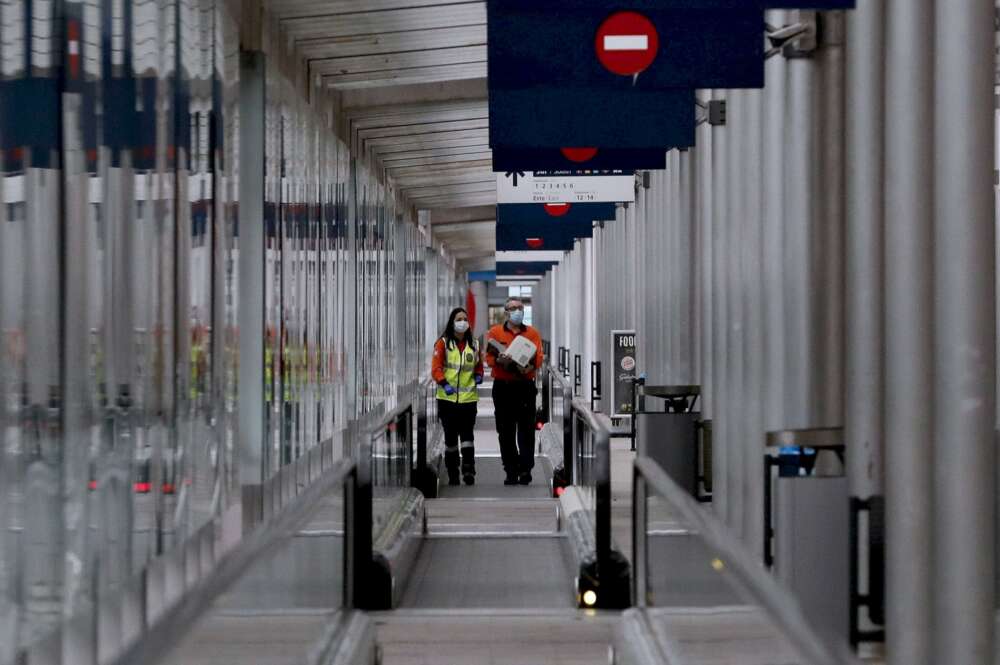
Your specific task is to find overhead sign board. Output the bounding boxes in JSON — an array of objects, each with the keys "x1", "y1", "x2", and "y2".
[
  {"x1": 497, "y1": 172, "x2": 635, "y2": 204},
  {"x1": 492, "y1": 148, "x2": 667, "y2": 173},
  {"x1": 498, "y1": 202, "x2": 618, "y2": 225},
  {"x1": 488, "y1": 7, "x2": 764, "y2": 91},
  {"x1": 497, "y1": 225, "x2": 583, "y2": 252},
  {"x1": 611, "y1": 330, "x2": 638, "y2": 418},
  {"x1": 489, "y1": 87, "x2": 696, "y2": 150},
  {"x1": 492, "y1": 1, "x2": 855, "y2": 11},
  {"x1": 496, "y1": 261, "x2": 559, "y2": 277}
]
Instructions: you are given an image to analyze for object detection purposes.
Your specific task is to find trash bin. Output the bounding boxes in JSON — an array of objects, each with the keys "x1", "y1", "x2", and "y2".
[
  {"x1": 764, "y1": 427, "x2": 849, "y2": 646},
  {"x1": 634, "y1": 384, "x2": 702, "y2": 498}
]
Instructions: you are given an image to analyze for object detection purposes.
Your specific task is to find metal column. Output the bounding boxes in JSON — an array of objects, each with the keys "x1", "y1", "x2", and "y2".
[
  {"x1": 817, "y1": 13, "x2": 846, "y2": 428},
  {"x1": 743, "y1": 88, "x2": 765, "y2": 556},
  {"x1": 696, "y1": 92, "x2": 714, "y2": 419},
  {"x1": 711, "y1": 89, "x2": 730, "y2": 523},
  {"x1": 238, "y1": 50, "x2": 267, "y2": 528},
  {"x1": 783, "y1": 49, "x2": 818, "y2": 429},
  {"x1": 884, "y1": 1, "x2": 934, "y2": 662},
  {"x1": 932, "y1": 0, "x2": 996, "y2": 661},
  {"x1": 845, "y1": 0, "x2": 885, "y2": 512},
  {"x1": 762, "y1": 11, "x2": 787, "y2": 434}
]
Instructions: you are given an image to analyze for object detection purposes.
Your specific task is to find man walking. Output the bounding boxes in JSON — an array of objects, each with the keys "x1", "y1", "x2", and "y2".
[{"x1": 485, "y1": 298, "x2": 544, "y2": 485}]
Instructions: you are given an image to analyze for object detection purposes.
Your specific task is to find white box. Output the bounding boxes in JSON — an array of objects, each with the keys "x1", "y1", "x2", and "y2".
[{"x1": 505, "y1": 335, "x2": 538, "y2": 369}]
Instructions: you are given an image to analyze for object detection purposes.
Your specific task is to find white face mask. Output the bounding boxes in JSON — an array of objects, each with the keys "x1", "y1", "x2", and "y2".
[
  {"x1": 453, "y1": 320, "x2": 469, "y2": 334},
  {"x1": 508, "y1": 310, "x2": 524, "y2": 325}
]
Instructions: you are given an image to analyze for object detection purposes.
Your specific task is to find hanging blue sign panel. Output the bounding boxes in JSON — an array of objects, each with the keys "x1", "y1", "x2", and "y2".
[
  {"x1": 496, "y1": 261, "x2": 558, "y2": 277},
  {"x1": 490, "y1": 88, "x2": 696, "y2": 150},
  {"x1": 488, "y1": 6, "x2": 764, "y2": 91},
  {"x1": 497, "y1": 226, "x2": 580, "y2": 252},
  {"x1": 492, "y1": 1, "x2": 854, "y2": 10},
  {"x1": 492, "y1": 148, "x2": 667, "y2": 173},
  {"x1": 498, "y1": 202, "x2": 617, "y2": 226}
]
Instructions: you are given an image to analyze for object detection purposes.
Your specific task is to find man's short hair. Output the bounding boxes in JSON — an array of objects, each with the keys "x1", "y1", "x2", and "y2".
[{"x1": 505, "y1": 297, "x2": 523, "y2": 309}]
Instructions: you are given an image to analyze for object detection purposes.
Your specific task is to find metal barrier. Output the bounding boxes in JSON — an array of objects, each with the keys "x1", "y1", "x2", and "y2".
[
  {"x1": 13, "y1": 451, "x2": 363, "y2": 665},
  {"x1": 632, "y1": 456, "x2": 859, "y2": 665},
  {"x1": 413, "y1": 377, "x2": 442, "y2": 497},
  {"x1": 540, "y1": 364, "x2": 629, "y2": 608}
]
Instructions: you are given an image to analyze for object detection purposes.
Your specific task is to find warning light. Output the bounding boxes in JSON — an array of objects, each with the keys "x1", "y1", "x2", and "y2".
[
  {"x1": 526, "y1": 238, "x2": 545, "y2": 249},
  {"x1": 88, "y1": 480, "x2": 97, "y2": 490},
  {"x1": 582, "y1": 590, "x2": 598, "y2": 607},
  {"x1": 711, "y1": 558, "x2": 725, "y2": 572},
  {"x1": 133, "y1": 482, "x2": 152, "y2": 493},
  {"x1": 555, "y1": 486, "x2": 565, "y2": 497}
]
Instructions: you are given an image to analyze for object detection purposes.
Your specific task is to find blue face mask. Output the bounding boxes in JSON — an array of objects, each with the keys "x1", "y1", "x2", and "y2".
[{"x1": 509, "y1": 310, "x2": 524, "y2": 325}]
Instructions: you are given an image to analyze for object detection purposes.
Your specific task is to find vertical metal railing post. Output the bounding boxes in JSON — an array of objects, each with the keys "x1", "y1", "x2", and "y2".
[
  {"x1": 632, "y1": 466, "x2": 647, "y2": 608},
  {"x1": 932, "y1": 0, "x2": 997, "y2": 660},
  {"x1": 884, "y1": 1, "x2": 934, "y2": 662}
]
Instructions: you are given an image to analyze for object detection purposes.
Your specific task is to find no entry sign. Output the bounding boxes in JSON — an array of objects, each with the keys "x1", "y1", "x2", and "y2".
[{"x1": 595, "y1": 11, "x2": 660, "y2": 77}]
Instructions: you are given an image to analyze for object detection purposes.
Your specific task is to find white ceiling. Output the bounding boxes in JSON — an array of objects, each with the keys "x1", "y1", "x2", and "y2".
[{"x1": 268, "y1": 0, "x2": 496, "y2": 270}]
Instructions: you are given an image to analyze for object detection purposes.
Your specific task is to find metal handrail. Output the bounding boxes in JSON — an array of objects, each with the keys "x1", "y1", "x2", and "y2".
[
  {"x1": 570, "y1": 396, "x2": 613, "y2": 575},
  {"x1": 632, "y1": 456, "x2": 861, "y2": 665},
  {"x1": 108, "y1": 458, "x2": 359, "y2": 665}
]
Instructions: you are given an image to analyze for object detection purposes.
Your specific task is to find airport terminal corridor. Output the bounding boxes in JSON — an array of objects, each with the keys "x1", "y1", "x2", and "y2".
[{"x1": 2, "y1": 1, "x2": 997, "y2": 664}]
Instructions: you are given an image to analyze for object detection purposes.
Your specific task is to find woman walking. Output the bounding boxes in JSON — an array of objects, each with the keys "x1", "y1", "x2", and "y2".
[{"x1": 431, "y1": 307, "x2": 483, "y2": 485}]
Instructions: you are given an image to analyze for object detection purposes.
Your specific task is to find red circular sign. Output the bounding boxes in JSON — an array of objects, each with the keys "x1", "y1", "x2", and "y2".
[
  {"x1": 561, "y1": 147, "x2": 599, "y2": 163},
  {"x1": 544, "y1": 203, "x2": 571, "y2": 218},
  {"x1": 595, "y1": 11, "x2": 660, "y2": 77},
  {"x1": 526, "y1": 238, "x2": 545, "y2": 249}
]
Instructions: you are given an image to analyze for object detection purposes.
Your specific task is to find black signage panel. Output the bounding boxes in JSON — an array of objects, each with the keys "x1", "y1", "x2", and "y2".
[
  {"x1": 493, "y1": 148, "x2": 667, "y2": 173},
  {"x1": 612, "y1": 330, "x2": 638, "y2": 417}
]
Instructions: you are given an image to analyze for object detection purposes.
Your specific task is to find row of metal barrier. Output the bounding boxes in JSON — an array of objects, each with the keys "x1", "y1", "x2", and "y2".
[{"x1": 11, "y1": 365, "x2": 857, "y2": 664}]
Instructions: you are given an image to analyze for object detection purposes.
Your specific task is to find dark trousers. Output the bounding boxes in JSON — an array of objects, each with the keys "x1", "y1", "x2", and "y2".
[
  {"x1": 438, "y1": 399, "x2": 477, "y2": 473},
  {"x1": 492, "y1": 379, "x2": 538, "y2": 474}
]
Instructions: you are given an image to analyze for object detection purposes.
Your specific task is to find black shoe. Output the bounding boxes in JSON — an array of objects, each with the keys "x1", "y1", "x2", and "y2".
[
  {"x1": 462, "y1": 464, "x2": 476, "y2": 486},
  {"x1": 518, "y1": 472, "x2": 532, "y2": 486},
  {"x1": 504, "y1": 472, "x2": 519, "y2": 486}
]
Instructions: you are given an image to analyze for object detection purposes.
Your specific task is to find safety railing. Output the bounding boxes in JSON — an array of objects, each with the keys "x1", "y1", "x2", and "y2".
[
  {"x1": 539, "y1": 364, "x2": 573, "y2": 489},
  {"x1": 412, "y1": 376, "x2": 444, "y2": 497},
  {"x1": 632, "y1": 455, "x2": 860, "y2": 664},
  {"x1": 9, "y1": 442, "x2": 363, "y2": 665}
]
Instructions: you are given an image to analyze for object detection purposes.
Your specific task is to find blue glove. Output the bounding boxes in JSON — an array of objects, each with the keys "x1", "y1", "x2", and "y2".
[
  {"x1": 443, "y1": 384, "x2": 456, "y2": 396},
  {"x1": 474, "y1": 375, "x2": 483, "y2": 385}
]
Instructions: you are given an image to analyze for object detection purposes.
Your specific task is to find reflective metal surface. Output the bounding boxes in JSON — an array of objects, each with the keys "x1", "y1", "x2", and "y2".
[{"x1": 0, "y1": 2, "x2": 462, "y2": 659}]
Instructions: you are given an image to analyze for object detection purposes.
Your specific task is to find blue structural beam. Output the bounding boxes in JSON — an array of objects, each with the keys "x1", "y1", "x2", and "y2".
[{"x1": 492, "y1": 148, "x2": 667, "y2": 172}]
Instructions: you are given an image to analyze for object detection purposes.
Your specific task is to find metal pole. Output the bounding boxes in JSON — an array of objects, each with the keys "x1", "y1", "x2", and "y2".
[
  {"x1": 238, "y1": 50, "x2": 267, "y2": 529},
  {"x1": 817, "y1": 12, "x2": 846, "y2": 428},
  {"x1": 697, "y1": 92, "x2": 714, "y2": 419},
  {"x1": 783, "y1": 48, "x2": 818, "y2": 429},
  {"x1": 727, "y1": 90, "x2": 746, "y2": 537},
  {"x1": 711, "y1": 89, "x2": 730, "y2": 524},
  {"x1": 884, "y1": 0, "x2": 934, "y2": 662},
  {"x1": 763, "y1": 10, "x2": 787, "y2": 435},
  {"x1": 743, "y1": 88, "x2": 765, "y2": 556},
  {"x1": 932, "y1": 0, "x2": 996, "y2": 660},
  {"x1": 845, "y1": 0, "x2": 885, "y2": 505}
]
